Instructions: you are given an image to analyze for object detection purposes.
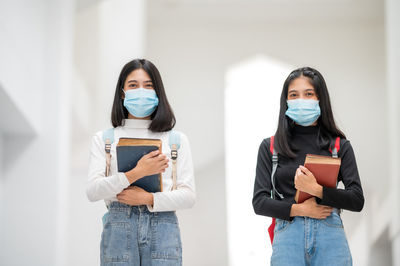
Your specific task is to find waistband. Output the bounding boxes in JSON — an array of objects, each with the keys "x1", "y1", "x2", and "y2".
[
  {"x1": 300, "y1": 208, "x2": 341, "y2": 219},
  {"x1": 108, "y1": 201, "x2": 151, "y2": 214},
  {"x1": 107, "y1": 201, "x2": 176, "y2": 217}
]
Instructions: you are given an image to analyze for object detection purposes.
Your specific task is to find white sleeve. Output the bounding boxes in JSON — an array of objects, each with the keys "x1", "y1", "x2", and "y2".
[
  {"x1": 86, "y1": 133, "x2": 130, "y2": 202},
  {"x1": 147, "y1": 133, "x2": 196, "y2": 212}
]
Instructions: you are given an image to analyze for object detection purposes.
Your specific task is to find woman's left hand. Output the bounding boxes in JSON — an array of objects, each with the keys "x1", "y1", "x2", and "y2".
[
  {"x1": 294, "y1": 166, "x2": 323, "y2": 198},
  {"x1": 117, "y1": 186, "x2": 154, "y2": 206}
]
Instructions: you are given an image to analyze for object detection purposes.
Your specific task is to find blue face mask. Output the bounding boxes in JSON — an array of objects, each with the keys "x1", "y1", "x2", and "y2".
[
  {"x1": 123, "y1": 88, "x2": 159, "y2": 118},
  {"x1": 285, "y1": 99, "x2": 321, "y2": 126}
]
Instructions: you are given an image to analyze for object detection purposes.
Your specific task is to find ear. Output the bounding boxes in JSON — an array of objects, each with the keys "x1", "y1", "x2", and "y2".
[{"x1": 121, "y1": 89, "x2": 125, "y2": 100}]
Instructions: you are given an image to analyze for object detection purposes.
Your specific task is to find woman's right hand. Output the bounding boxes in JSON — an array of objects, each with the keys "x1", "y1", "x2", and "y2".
[
  {"x1": 291, "y1": 197, "x2": 333, "y2": 219},
  {"x1": 125, "y1": 150, "x2": 169, "y2": 184}
]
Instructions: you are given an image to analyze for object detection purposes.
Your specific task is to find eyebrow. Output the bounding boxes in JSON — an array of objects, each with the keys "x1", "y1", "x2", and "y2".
[
  {"x1": 127, "y1": 80, "x2": 153, "y2": 83},
  {"x1": 288, "y1": 88, "x2": 314, "y2": 93}
]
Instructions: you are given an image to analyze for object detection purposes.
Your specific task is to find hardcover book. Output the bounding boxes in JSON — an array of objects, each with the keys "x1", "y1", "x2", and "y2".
[
  {"x1": 116, "y1": 138, "x2": 163, "y2": 193},
  {"x1": 295, "y1": 154, "x2": 341, "y2": 203}
]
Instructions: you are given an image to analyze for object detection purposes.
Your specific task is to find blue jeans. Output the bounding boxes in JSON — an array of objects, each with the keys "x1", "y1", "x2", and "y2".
[
  {"x1": 271, "y1": 211, "x2": 352, "y2": 266},
  {"x1": 100, "y1": 202, "x2": 182, "y2": 266}
]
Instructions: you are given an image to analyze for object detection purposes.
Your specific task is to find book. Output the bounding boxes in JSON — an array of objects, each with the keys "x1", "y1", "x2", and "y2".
[
  {"x1": 294, "y1": 154, "x2": 341, "y2": 203},
  {"x1": 116, "y1": 138, "x2": 163, "y2": 193}
]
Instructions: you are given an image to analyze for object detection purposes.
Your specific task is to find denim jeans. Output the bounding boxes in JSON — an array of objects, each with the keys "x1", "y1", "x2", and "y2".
[
  {"x1": 271, "y1": 210, "x2": 352, "y2": 266},
  {"x1": 100, "y1": 202, "x2": 182, "y2": 266}
]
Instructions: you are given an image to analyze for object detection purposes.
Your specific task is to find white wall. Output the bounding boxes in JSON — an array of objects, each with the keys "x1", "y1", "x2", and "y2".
[
  {"x1": 147, "y1": 3, "x2": 385, "y2": 264},
  {"x1": 178, "y1": 159, "x2": 228, "y2": 266},
  {"x1": 0, "y1": 0, "x2": 45, "y2": 133},
  {"x1": 225, "y1": 57, "x2": 292, "y2": 265},
  {"x1": 386, "y1": 0, "x2": 400, "y2": 264},
  {"x1": 0, "y1": 0, "x2": 75, "y2": 265}
]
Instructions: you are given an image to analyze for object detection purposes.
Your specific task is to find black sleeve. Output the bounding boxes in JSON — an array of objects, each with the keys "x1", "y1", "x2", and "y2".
[
  {"x1": 319, "y1": 140, "x2": 364, "y2": 211},
  {"x1": 252, "y1": 138, "x2": 293, "y2": 221}
]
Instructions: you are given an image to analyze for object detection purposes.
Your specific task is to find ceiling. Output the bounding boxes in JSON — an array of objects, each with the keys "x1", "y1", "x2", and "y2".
[
  {"x1": 75, "y1": 0, "x2": 383, "y2": 24},
  {"x1": 148, "y1": 0, "x2": 384, "y2": 24}
]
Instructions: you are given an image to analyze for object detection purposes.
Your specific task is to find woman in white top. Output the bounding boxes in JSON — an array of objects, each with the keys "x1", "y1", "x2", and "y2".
[{"x1": 87, "y1": 58, "x2": 196, "y2": 266}]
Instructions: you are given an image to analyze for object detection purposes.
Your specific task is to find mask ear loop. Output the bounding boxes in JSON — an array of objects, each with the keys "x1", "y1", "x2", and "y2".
[{"x1": 121, "y1": 88, "x2": 126, "y2": 99}]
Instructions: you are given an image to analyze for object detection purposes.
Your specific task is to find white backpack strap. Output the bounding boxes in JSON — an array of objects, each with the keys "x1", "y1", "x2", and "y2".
[
  {"x1": 169, "y1": 131, "x2": 181, "y2": 190},
  {"x1": 102, "y1": 128, "x2": 114, "y2": 177}
]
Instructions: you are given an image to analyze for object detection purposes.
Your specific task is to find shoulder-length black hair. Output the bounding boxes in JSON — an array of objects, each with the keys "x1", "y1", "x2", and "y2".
[
  {"x1": 111, "y1": 59, "x2": 176, "y2": 132},
  {"x1": 274, "y1": 67, "x2": 346, "y2": 158}
]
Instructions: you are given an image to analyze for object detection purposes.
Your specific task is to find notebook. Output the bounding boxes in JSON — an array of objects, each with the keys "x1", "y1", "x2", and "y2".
[
  {"x1": 295, "y1": 154, "x2": 341, "y2": 203},
  {"x1": 116, "y1": 138, "x2": 163, "y2": 192}
]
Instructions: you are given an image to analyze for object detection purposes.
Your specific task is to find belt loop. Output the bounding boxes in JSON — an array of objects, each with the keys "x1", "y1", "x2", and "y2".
[{"x1": 127, "y1": 206, "x2": 132, "y2": 218}]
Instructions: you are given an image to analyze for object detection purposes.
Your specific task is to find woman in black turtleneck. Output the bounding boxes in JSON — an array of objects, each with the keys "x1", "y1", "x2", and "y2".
[{"x1": 252, "y1": 67, "x2": 364, "y2": 266}]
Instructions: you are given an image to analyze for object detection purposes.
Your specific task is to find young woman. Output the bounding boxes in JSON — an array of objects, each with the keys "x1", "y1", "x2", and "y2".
[
  {"x1": 252, "y1": 67, "x2": 364, "y2": 266},
  {"x1": 87, "y1": 59, "x2": 195, "y2": 266}
]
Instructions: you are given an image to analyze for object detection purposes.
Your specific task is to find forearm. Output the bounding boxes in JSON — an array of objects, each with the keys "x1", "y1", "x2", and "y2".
[
  {"x1": 143, "y1": 192, "x2": 154, "y2": 205},
  {"x1": 86, "y1": 173, "x2": 130, "y2": 202},
  {"x1": 252, "y1": 192, "x2": 293, "y2": 220},
  {"x1": 290, "y1": 203, "x2": 304, "y2": 217},
  {"x1": 290, "y1": 203, "x2": 325, "y2": 217},
  {"x1": 125, "y1": 167, "x2": 144, "y2": 184},
  {"x1": 310, "y1": 183, "x2": 323, "y2": 199},
  {"x1": 319, "y1": 186, "x2": 364, "y2": 211}
]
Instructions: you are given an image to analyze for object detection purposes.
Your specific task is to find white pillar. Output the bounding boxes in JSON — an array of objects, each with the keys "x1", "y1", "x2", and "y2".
[
  {"x1": 0, "y1": 0, "x2": 75, "y2": 265},
  {"x1": 385, "y1": 0, "x2": 400, "y2": 265},
  {"x1": 45, "y1": 0, "x2": 76, "y2": 266},
  {"x1": 67, "y1": 1, "x2": 147, "y2": 265},
  {"x1": 96, "y1": 0, "x2": 146, "y2": 129}
]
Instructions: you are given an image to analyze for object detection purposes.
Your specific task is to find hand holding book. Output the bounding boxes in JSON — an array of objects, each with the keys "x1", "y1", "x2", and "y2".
[
  {"x1": 294, "y1": 166, "x2": 323, "y2": 199},
  {"x1": 125, "y1": 150, "x2": 169, "y2": 183},
  {"x1": 117, "y1": 138, "x2": 166, "y2": 193},
  {"x1": 294, "y1": 154, "x2": 341, "y2": 203},
  {"x1": 290, "y1": 197, "x2": 333, "y2": 219},
  {"x1": 117, "y1": 186, "x2": 154, "y2": 206}
]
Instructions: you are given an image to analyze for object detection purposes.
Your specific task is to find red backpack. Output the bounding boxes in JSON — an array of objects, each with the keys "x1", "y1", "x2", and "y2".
[{"x1": 267, "y1": 136, "x2": 341, "y2": 244}]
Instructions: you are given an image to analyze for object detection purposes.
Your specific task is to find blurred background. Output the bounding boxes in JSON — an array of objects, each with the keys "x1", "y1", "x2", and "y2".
[{"x1": 1, "y1": 0, "x2": 399, "y2": 265}]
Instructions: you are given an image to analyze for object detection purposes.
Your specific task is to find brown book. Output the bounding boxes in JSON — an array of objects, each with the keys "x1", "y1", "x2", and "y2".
[
  {"x1": 295, "y1": 154, "x2": 341, "y2": 203},
  {"x1": 116, "y1": 138, "x2": 163, "y2": 192}
]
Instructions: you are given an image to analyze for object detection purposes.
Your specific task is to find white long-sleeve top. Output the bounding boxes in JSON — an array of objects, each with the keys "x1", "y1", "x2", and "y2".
[{"x1": 86, "y1": 119, "x2": 196, "y2": 212}]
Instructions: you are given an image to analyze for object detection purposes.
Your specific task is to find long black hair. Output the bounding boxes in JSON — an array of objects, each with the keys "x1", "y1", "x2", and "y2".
[
  {"x1": 111, "y1": 59, "x2": 176, "y2": 132},
  {"x1": 274, "y1": 67, "x2": 346, "y2": 158}
]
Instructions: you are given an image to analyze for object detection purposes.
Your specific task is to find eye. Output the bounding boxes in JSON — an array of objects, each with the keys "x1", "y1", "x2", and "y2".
[
  {"x1": 146, "y1": 83, "x2": 154, "y2": 88},
  {"x1": 288, "y1": 93, "x2": 297, "y2": 98},
  {"x1": 306, "y1": 92, "x2": 315, "y2": 97},
  {"x1": 129, "y1": 84, "x2": 137, "y2": 88}
]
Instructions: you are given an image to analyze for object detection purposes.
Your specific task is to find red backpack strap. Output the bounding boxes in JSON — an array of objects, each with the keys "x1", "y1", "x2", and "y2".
[
  {"x1": 270, "y1": 136, "x2": 275, "y2": 154},
  {"x1": 268, "y1": 218, "x2": 276, "y2": 244},
  {"x1": 329, "y1": 136, "x2": 341, "y2": 157},
  {"x1": 334, "y1": 136, "x2": 340, "y2": 153},
  {"x1": 269, "y1": 135, "x2": 276, "y2": 244}
]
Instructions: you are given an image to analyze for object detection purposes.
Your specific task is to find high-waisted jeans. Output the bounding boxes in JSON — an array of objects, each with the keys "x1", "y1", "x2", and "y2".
[
  {"x1": 100, "y1": 202, "x2": 182, "y2": 266},
  {"x1": 271, "y1": 210, "x2": 352, "y2": 266}
]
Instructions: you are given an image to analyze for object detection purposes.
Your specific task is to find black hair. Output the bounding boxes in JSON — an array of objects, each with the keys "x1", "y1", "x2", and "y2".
[
  {"x1": 111, "y1": 58, "x2": 176, "y2": 132},
  {"x1": 274, "y1": 67, "x2": 346, "y2": 158}
]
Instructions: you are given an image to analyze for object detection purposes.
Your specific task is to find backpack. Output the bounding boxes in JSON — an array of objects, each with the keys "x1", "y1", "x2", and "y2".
[
  {"x1": 268, "y1": 136, "x2": 341, "y2": 244},
  {"x1": 102, "y1": 128, "x2": 181, "y2": 190}
]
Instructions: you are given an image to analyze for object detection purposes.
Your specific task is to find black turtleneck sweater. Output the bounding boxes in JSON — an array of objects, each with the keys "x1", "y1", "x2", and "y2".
[{"x1": 252, "y1": 125, "x2": 364, "y2": 221}]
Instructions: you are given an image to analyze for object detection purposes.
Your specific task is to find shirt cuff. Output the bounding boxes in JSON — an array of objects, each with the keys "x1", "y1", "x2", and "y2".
[
  {"x1": 117, "y1": 172, "x2": 131, "y2": 189},
  {"x1": 146, "y1": 192, "x2": 158, "y2": 212},
  {"x1": 319, "y1": 186, "x2": 336, "y2": 206}
]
